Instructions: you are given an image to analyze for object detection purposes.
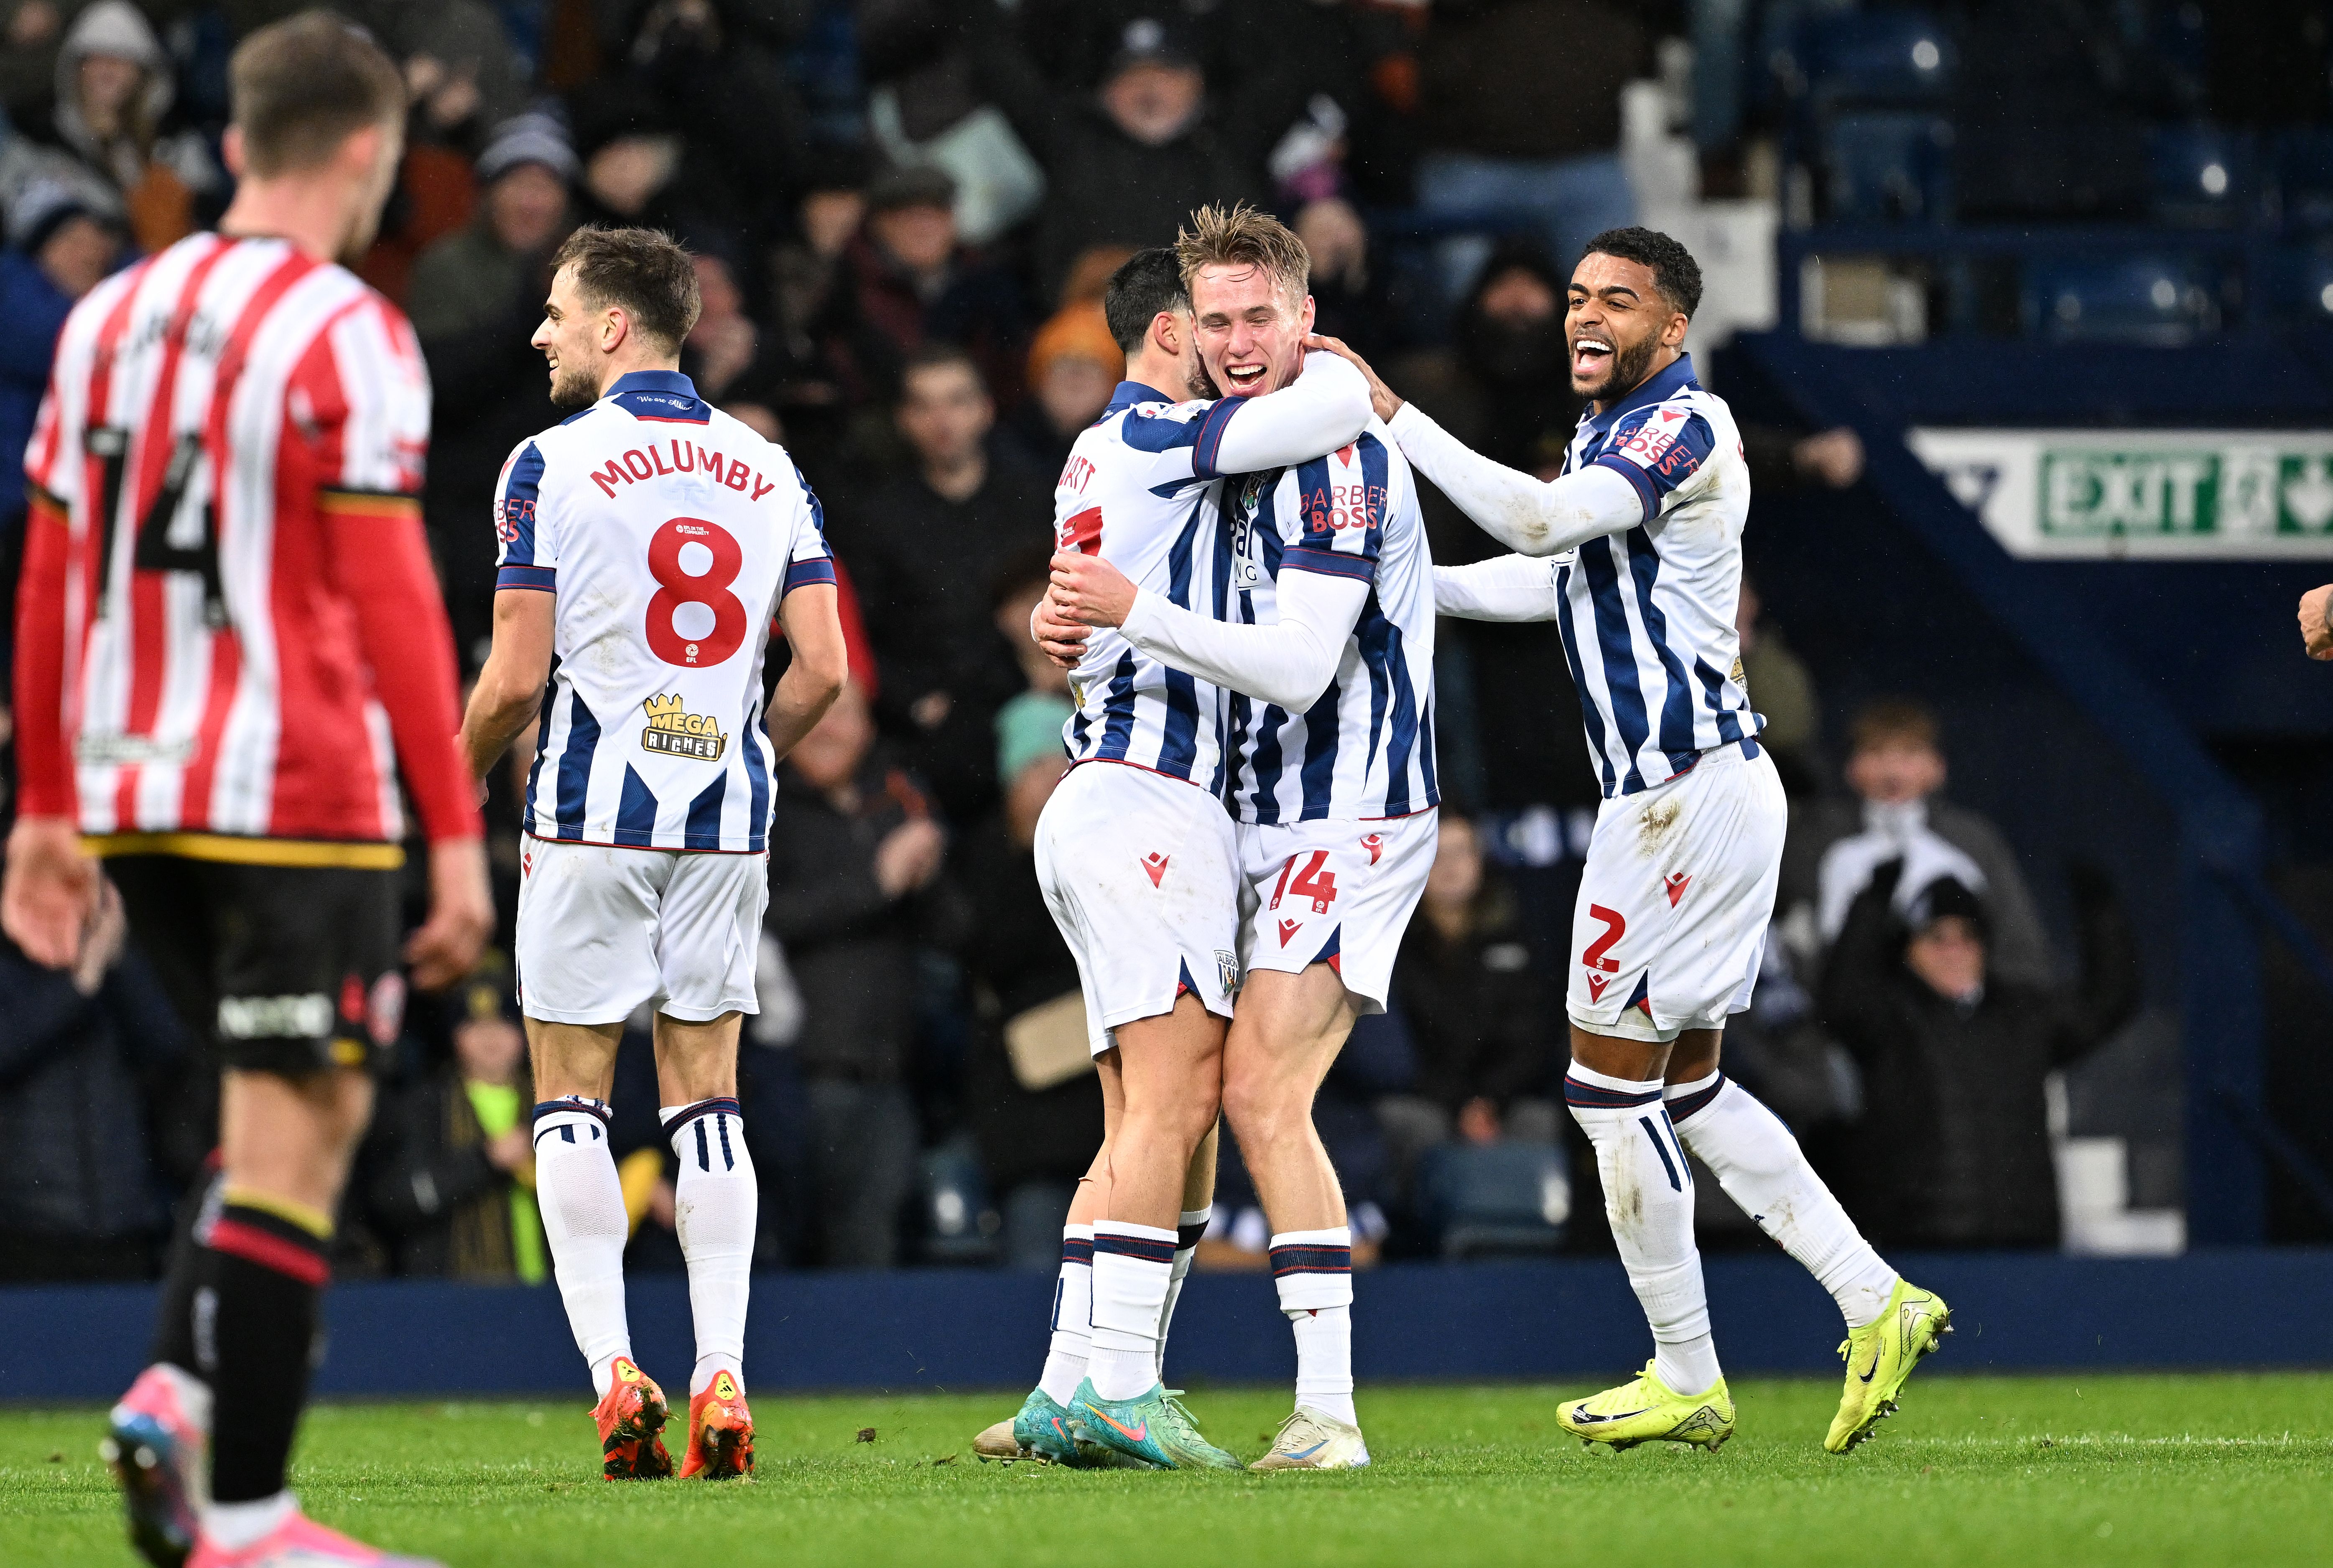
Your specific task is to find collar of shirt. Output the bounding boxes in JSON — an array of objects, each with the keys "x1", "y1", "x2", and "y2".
[
  {"x1": 1106, "y1": 379, "x2": 1181, "y2": 413},
  {"x1": 606, "y1": 368, "x2": 701, "y2": 400},
  {"x1": 1580, "y1": 351, "x2": 1698, "y2": 440}
]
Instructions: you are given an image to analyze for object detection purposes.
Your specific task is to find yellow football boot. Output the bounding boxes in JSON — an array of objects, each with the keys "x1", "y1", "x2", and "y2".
[
  {"x1": 1826, "y1": 1278, "x2": 1953, "y2": 1453},
  {"x1": 1555, "y1": 1361, "x2": 1734, "y2": 1452}
]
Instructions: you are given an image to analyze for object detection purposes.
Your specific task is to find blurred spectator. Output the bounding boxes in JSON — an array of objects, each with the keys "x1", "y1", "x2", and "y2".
[
  {"x1": 1821, "y1": 859, "x2": 2138, "y2": 1249},
  {"x1": 0, "y1": 0, "x2": 71, "y2": 128},
  {"x1": 622, "y1": 0, "x2": 809, "y2": 244},
  {"x1": 857, "y1": 0, "x2": 1047, "y2": 248},
  {"x1": 1216, "y1": 0, "x2": 1417, "y2": 208},
  {"x1": 836, "y1": 344, "x2": 1049, "y2": 825},
  {"x1": 1782, "y1": 700, "x2": 2056, "y2": 990},
  {"x1": 0, "y1": 876, "x2": 189, "y2": 1282},
  {"x1": 816, "y1": 162, "x2": 1028, "y2": 411},
  {"x1": 1005, "y1": 294, "x2": 1122, "y2": 473},
  {"x1": 406, "y1": 111, "x2": 577, "y2": 341},
  {"x1": 1440, "y1": 240, "x2": 1577, "y2": 473},
  {"x1": 0, "y1": 0, "x2": 219, "y2": 255},
  {"x1": 1414, "y1": 0, "x2": 1644, "y2": 293},
  {"x1": 769, "y1": 151, "x2": 867, "y2": 377},
  {"x1": 1, "y1": 176, "x2": 123, "y2": 525},
  {"x1": 1734, "y1": 574, "x2": 1821, "y2": 797},
  {"x1": 1377, "y1": 815, "x2": 1561, "y2": 1202},
  {"x1": 362, "y1": 964, "x2": 547, "y2": 1281},
  {"x1": 1016, "y1": 13, "x2": 1266, "y2": 299},
  {"x1": 959, "y1": 553, "x2": 1100, "y2": 1267},
  {"x1": 385, "y1": 0, "x2": 530, "y2": 153},
  {"x1": 1743, "y1": 423, "x2": 1865, "y2": 495},
  {"x1": 1297, "y1": 196, "x2": 1417, "y2": 363},
  {"x1": 683, "y1": 249, "x2": 792, "y2": 425},
  {"x1": 765, "y1": 680, "x2": 969, "y2": 1268}
]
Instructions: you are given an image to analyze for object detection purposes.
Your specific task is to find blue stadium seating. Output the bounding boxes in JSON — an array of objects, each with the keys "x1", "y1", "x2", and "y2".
[
  {"x1": 918, "y1": 1136, "x2": 1000, "y2": 1265},
  {"x1": 1821, "y1": 111, "x2": 1953, "y2": 225},
  {"x1": 2022, "y1": 255, "x2": 2219, "y2": 346},
  {"x1": 1416, "y1": 1142, "x2": 1569, "y2": 1260},
  {"x1": 2262, "y1": 244, "x2": 2333, "y2": 324},
  {"x1": 2149, "y1": 125, "x2": 2259, "y2": 229},
  {"x1": 2274, "y1": 129, "x2": 2333, "y2": 234},
  {"x1": 1778, "y1": 8, "x2": 1954, "y2": 119}
]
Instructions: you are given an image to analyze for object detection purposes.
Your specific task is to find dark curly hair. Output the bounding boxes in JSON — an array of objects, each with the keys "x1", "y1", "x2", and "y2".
[{"x1": 1581, "y1": 226, "x2": 1703, "y2": 320}]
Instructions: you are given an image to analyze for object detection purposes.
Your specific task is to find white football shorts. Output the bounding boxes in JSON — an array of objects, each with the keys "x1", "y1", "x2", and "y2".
[
  {"x1": 515, "y1": 835, "x2": 767, "y2": 1025},
  {"x1": 1034, "y1": 760, "x2": 1241, "y2": 1056},
  {"x1": 1568, "y1": 739, "x2": 1786, "y2": 1043},
  {"x1": 1234, "y1": 807, "x2": 1438, "y2": 1016}
]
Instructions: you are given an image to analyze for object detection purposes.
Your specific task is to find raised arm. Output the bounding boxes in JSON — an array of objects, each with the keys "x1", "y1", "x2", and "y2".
[
  {"x1": 1196, "y1": 351, "x2": 1372, "y2": 476},
  {"x1": 1387, "y1": 401, "x2": 1643, "y2": 557},
  {"x1": 1433, "y1": 554, "x2": 1563, "y2": 621},
  {"x1": 1118, "y1": 568, "x2": 1369, "y2": 712}
]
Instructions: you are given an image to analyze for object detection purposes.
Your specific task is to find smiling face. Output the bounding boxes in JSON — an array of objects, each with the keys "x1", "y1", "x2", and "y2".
[
  {"x1": 1189, "y1": 261, "x2": 1314, "y2": 399},
  {"x1": 533, "y1": 262, "x2": 612, "y2": 410},
  {"x1": 1566, "y1": 251, "x2": 1689, "y2": 406}
]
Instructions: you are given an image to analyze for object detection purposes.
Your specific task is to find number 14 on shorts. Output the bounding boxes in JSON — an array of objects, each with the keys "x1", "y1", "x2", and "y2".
[{"x1": 1270, "y1": 851, "x2": 1339, "y2": 915}]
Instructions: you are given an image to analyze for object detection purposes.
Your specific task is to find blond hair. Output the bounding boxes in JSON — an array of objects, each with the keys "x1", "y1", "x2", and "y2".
[{"x1": 1174, "y1": 203, "x2": 1310, "y2": 311}]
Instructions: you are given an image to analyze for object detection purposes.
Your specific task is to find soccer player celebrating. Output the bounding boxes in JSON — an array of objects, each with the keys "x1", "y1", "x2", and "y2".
[
  {"x1": 458, "y1": 228, "x2": 848, "y2": 1481},
  {"x1": 1046, "y1": 205, "x2": 1441, "y2": 1471},
  {"x1": 1316, "y1": 228, "x2": 1951, "y2": 1454},
  {"x1": 996, "y1": 244, "x2": 1374, "y2": 1470},
  {"x1": 4, "y1": 14, "x2": 491, "y2": 1566}
]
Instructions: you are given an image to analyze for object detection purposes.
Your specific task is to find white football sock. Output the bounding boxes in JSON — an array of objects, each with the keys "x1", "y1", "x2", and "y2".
[
  {"x1": 1565, "y1": 1065, "x2": 1722, "y2": 1397},
  {"x1": 1270, "y1": 1227, "x2": 1356, "y2": 1425},
  {"x1": 533, "y1": 1099, "x2": 632, "y2": 1390},
  {"x1": 662, "y1": 1098, "x2": 757, "y2": 1397},
  {"x1": 203, "y1": 1491, "x2": 294, "y2": 1551},
  {"x1": 1086, "y1": 1222, "x2": 1175, "y2": 1400},
  {"x1": 1666, "y1": 1071, "x2": 1898, "y2": 1330},
  {"x1": 1038, "y1": 1226, "x2": 1094, "y2": 1406},
  {"x1": 1154, "y1": 1209, "x2": 1209, "y2": 1382}
]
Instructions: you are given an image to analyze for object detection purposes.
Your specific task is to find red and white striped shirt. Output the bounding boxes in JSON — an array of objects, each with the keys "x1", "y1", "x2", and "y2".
[{"x1": 15, "y1": 232, "x2": 478, "y2": 860}]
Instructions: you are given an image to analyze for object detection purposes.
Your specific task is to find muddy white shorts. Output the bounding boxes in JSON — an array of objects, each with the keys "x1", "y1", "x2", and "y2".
[
  {"x1": 1034, "y1": 761, "x2": 1241, "y2": 1056},
  {"x1": 515, "y1": 835, "x2": 767, "y2": 1025},
  {"x1": 1568, "y1": 740, "x2": 1785, "y2": 1044},
  {"x1": 1234, "y1": 808, "x2": 1438, "y2": 1016}
]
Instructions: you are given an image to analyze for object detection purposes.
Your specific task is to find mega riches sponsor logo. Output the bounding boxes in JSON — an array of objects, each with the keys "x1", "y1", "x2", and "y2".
[{"x1": 639, "y1": 692, "x2": 728, "y2": 760}]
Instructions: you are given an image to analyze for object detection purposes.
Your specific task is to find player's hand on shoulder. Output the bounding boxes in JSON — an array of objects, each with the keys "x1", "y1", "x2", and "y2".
[
  {"x1": 1048, "y1": 550, "x2": 1137, "y2": 629},
  {"x1": 2300, "y1": 584, "x2": 2333, "y2": 659},
  {"x1": 1305, "y1": 333, "x2": 1402, "y2": 421}
]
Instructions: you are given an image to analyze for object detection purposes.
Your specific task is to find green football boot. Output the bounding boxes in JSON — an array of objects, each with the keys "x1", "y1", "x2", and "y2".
[
  {"x1": 1826, "y1": 1278, "x2": 1952, "y2": 1453},
  {"x1": 1555, "y1": 1361, "x2": 1735, "y2": 1452},
  {"x1": 1070, "y1": 1379, "x2": 1243, "y2": 1471},
  {"x1": 974, "y1": 1387, "x2": 1083, "y2": 1464}
]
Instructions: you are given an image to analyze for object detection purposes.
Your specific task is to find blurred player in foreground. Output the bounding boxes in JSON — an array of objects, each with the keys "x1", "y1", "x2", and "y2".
[
  {"x1": 459, "y1": 227, "x2": 848, "y2": 1481},
  {"x1": 1316, "y1": 227, "x2": 1950, "y2": 1455},
  {"x1": 4, "y1": 13, "x2": 492, "y2": 1565},
  {"x1": 1045, "y1": 205, "x2": 1433, "y2": 1471},
  {"x1": 983, "y1": 240, "x2": 1374, "y2": 1471}
]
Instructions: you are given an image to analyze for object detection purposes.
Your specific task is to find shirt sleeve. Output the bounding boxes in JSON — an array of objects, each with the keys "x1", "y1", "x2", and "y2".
[
  {"x1": 1280, "y1": 428, "x2": 1390, "y2": 581},
  {"x1": 1589, "y1": 404, "x2": 1720, "y2": 523},
  {"x1": 1119, "y1": 565, "x2": 1370, "y2": 713},
  {"x1": 1387, "y1": 399, "x2": 1643, "y2": 557},
  {"x1": 492, "y1": 440, "x2": 555, "y2": 591},
  {"x1": 1433, "y1": 554, "x2": 1564, "y2": 621},
  {"x1": 781, "y1": 464, "x2": 837, "y2": 597},
  {"x1": 1194, "y1": 351, "x2": 1373, "y2": 479}
]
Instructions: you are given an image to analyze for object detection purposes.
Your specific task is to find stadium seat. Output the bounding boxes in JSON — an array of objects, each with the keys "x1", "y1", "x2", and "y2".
[
  {"x1": 1417, "y1": 1141, "x2": 1569, "y2": 1260},
  {"x1": 917, "y1": 1136, "x2": 1000, "y2": 1265},
  {"x1": 2260, "y1": 244, "x2": 2333, "y2": 324},
  {"x1": 1821, "y1": 111, "x2": 1952, "y2": 226},
  {"x1": 2022, "y1": 255, "x2": 2219, "y2": 346},
  {"x1": 2149, "y1": 125, "x2": 2259, "y2": 229},
  {"x1": 2274, "y1": 129, "x2": 2333, "y2": 234},
  {"x1": 1777, "y1": 8, "x2": 1954, "y2": 118}
]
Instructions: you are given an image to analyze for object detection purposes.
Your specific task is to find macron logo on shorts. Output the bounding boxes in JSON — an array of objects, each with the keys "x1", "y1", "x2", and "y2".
[{"x1": 1142, "y1": 851, "x2": 1170, "y2": 887}]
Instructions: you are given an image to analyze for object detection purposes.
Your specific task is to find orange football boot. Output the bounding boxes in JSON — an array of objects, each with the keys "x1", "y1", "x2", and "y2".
[
  {"x1": 592, "y1": 1357, "x2": 673, "y2": 1480},
  {"x1": 677, "y1": 1369, "x2": 754, "y2": 1479}
]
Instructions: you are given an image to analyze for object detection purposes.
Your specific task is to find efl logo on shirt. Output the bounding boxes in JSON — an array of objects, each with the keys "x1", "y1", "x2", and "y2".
[{"x1": 639, "y1": 692, "x2": 729, "y2": 760}]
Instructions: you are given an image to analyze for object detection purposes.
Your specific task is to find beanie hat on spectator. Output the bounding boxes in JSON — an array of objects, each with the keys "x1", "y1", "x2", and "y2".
[
  {"x1": 1907, "y1": 876, "x2": 1989, "y2": 941},
  {"x1": 995, "y1": 692, "x2": 1074, "y2": 784},
  {"x1": 866, "y1": 162, "x2": 957, "y2": 216},
  {"x1": 1027, "y1": 300, "x2": 1124, "y2": 389},
  {"x1": 6, "y1": 173, "x2": 124, "y2": 255},
  {"x1": 477, "y1": 110, "x2": 579, "y2": 186},
  {"x1": 1104, "y1": 15, "x2": 1202, "y2": 81}
]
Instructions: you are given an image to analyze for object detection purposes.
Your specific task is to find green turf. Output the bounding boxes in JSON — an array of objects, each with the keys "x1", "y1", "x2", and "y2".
[{"x1": 5, "y1": 1374, "x2": 2329, "y2": 1567}]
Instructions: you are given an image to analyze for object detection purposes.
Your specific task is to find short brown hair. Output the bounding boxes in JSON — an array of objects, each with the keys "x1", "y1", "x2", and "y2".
[
  {"x1": 1174, "y1": 202, "x2": 1309, "y2": 310},
  {"x1": 1848, "y1": 698, "x2": 1942, "y2": 757},
  {"x1": 551, "y1": 226, "x2": 702, "y2": 353},
  {"x1": 230, "y1": 10, "x2": 405, "y2": 178}
]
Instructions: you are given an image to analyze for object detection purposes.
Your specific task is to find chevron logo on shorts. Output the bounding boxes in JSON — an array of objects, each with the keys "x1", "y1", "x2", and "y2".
[
  {"x1": 1278, "y1": 918, "x2": 1303, "y2": 947},
  {"x1": 1142, "y1": 851, "x2": 1170, "y2": 887}
]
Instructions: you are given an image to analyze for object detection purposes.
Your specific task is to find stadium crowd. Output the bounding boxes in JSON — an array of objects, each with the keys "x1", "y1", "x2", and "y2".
[{"x1": 0, "y1": 0, "x2": 2158, "y2": 1283}]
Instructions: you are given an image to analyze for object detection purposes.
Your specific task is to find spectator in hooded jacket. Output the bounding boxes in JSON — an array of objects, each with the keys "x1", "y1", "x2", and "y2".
[
  {"x1": 0, "y1": 873, "x2": 189, "y2": 1281},
  {"x1": 1821, "y1": 860, "x2": 2138, "y2": 1249},
  {"x1": 1, "y1": 175, "x2": 122, "y2": 522}
]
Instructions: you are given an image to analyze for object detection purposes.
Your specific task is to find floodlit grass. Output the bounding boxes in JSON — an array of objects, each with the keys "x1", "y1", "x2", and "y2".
[{"x1": 4, "y1": 1375, "x2": 2329, "y2": 1566}]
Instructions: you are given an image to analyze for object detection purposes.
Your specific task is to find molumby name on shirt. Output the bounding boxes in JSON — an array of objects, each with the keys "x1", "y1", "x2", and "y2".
[{"x1": 592, "y1": 439, "x2": 779, "y2": 503}]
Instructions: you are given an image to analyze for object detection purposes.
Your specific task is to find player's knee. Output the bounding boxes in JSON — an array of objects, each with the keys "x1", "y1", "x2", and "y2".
[{"x1": 1219, "y1": 1067, "x2": 1302, "y2": 1148}]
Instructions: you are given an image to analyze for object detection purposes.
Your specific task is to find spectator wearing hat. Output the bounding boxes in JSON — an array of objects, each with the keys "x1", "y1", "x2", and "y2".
[
  {"x1": 2, "y1": 175, "x2": 123, "y2": 527},
  {"x1": 1004, "y1": 295, "x2": 1123, "y2": 473},
  {"x1": 816, "y1": 162, "x2": 1029, "y2": 411},
  {"x1": 361, "y1": 962, "x2": 548, "y2": 1281},
  {"x1": 1821, "y1": 858, "x2": 2138, "y2": 1250},
  {"x1": 0, "y1": 1, "x2": 219, "y2": 255},
  {"x1": 407, "y1": 112, "x2": 578, "y2": 342}
]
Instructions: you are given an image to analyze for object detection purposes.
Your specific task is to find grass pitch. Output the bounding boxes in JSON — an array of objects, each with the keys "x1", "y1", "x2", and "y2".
[{"x1": 4, "y1": 1374, "x2": 2328, "y2": 1567}]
